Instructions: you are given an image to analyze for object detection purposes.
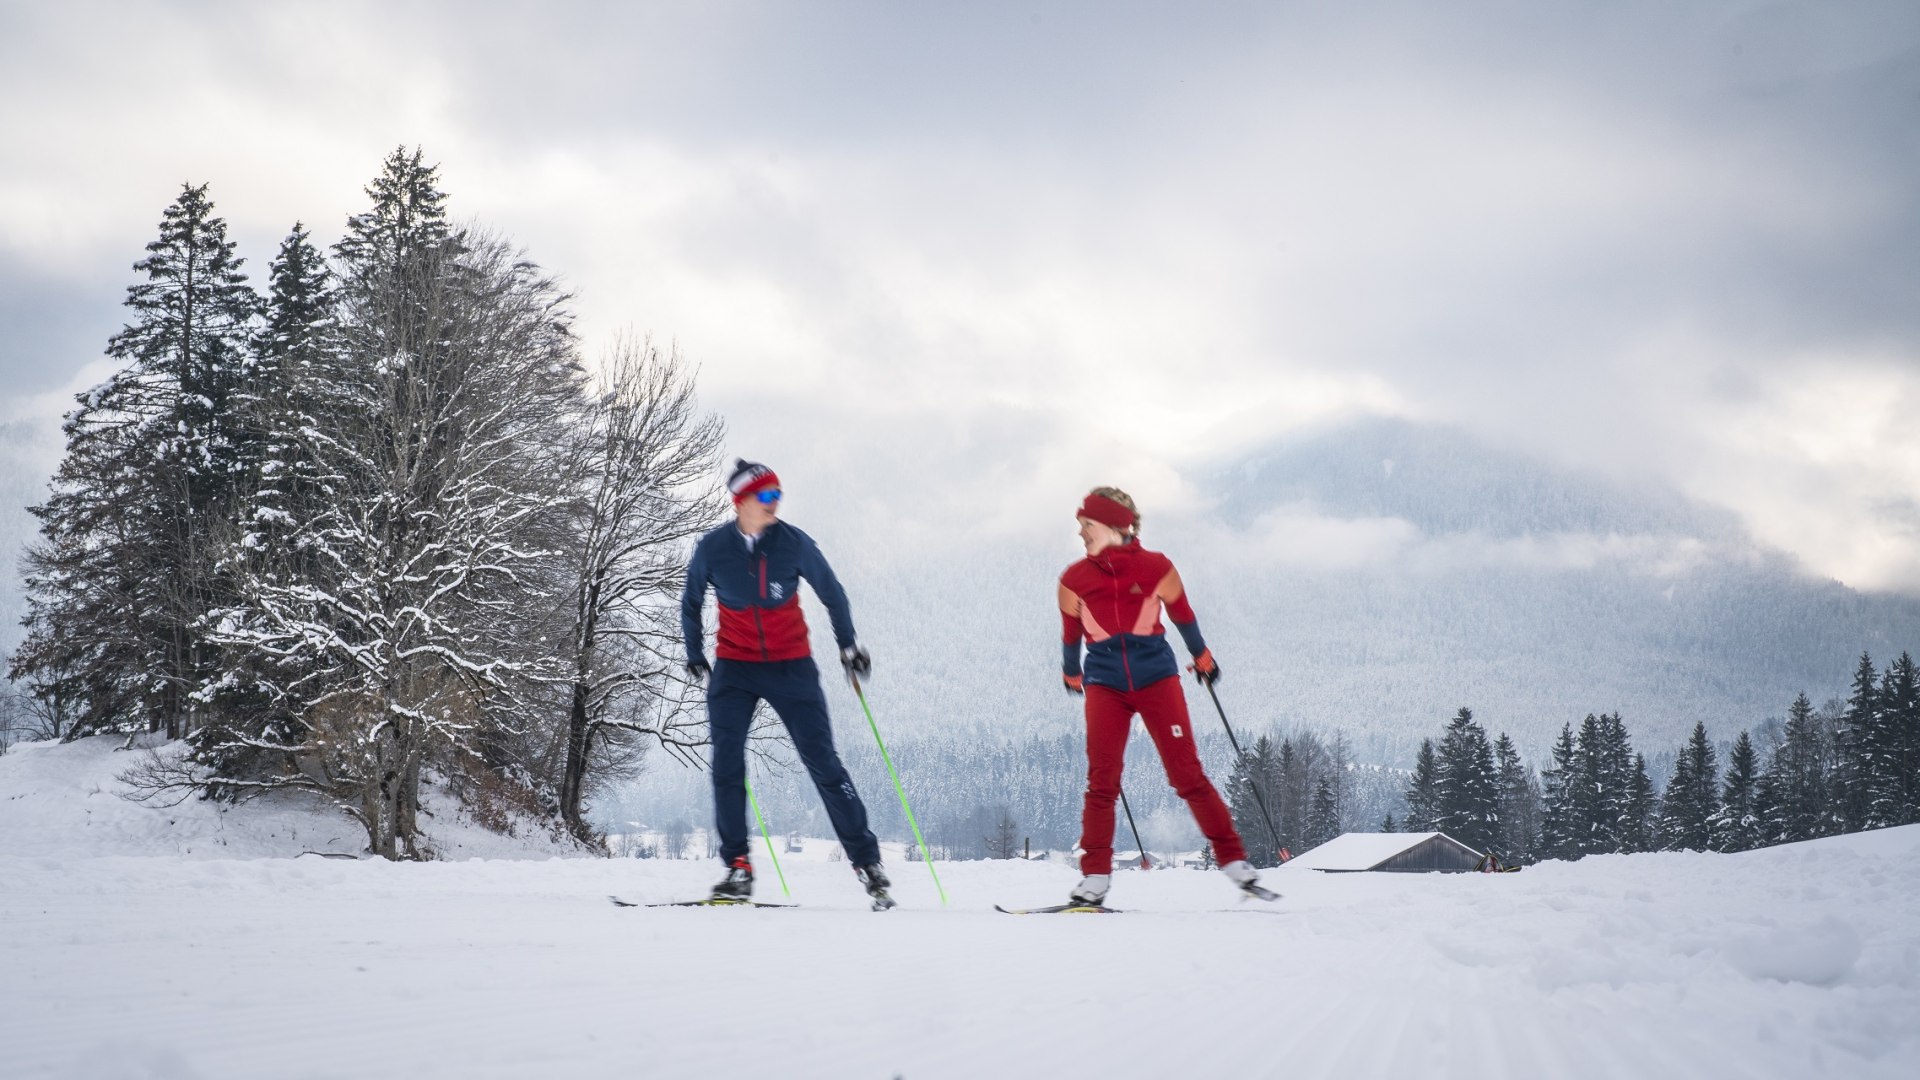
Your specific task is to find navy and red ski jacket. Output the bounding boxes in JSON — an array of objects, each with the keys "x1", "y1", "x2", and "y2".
[
  {"x1": 1059, "y1": 540, "x2": 1208, "y2": 692},
  {"x1": 682, "y1": 521, "x2": 856, "y2": 666}
]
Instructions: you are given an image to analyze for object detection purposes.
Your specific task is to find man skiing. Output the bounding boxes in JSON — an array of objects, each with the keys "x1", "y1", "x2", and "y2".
[
  {"x1": 681, "y1": 459, "x2": 893, "y2": 909},
  {"x1": 1058, "y1": 486, "x2": 1270, "y2": 907}
]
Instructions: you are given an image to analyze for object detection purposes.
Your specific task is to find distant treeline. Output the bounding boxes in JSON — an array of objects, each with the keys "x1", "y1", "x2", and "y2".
[
  {"x1": 679, "y1": 650, "x2": 1918, "y2": 869},
  {"x1": 1377, "y1": 651, "x2": 1920, "y2": 866},
  {"x1": 5, "y1": 148, "x2": 725, "y2": 858}
]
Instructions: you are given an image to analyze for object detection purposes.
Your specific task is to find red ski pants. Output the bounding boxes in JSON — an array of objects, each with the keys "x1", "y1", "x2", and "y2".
[{"x1": 1079, "y1": 676, "x2": 1247, "y2": 875}]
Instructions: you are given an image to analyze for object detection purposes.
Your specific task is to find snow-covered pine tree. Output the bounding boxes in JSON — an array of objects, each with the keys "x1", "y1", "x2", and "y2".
[
  {"x1": 1589, "y1": 712, "x2": 1640, "y2": 854},
  {"x1": 1569, "y1": 713, "x2": 1608, "y2": 855},
  {"x1": 1763, "y1": 692, "x2": 1835, "y2": 843},
  {"x1": 208, "y1": 151, "x2": 584, "y2": 858},
  {"x1": 1402, "y1": 737, "x2": 1439, "y2": 833},
  {"x1": 1875, "y1": 653, "x2": 1920, "y2": 827},
  {"x1": 1710, "y1": 731, "x2": 1763, "y2": 851},
  {"x1": 1277, "y1": 736, "x2": 1310, "y2": 849},
  {"x1": 1325, "y1": 729, "x2": 1356, "y2": 836},
  {"x1": 1623, "y1": 751, "x2": 1656, "y2": 853},
  {"x1": 192, "y1": 222, "x2": 345, "y2": 787},
  {"x1": 1539, "y1": 722, "x2": 1578, "y2": 860},
  {"x1": 333, "y1": 145, "x2": 452, "y2": 281},
  {"x1": 1304, "y1": 773, "x2": 1340, "y2": 851},
  {"x1": 1834, "y1": 653, "x2": 1880, "y2": 831},
  {"x1": 1658, "y1": 721, "x2": 1718, "y2": 852},
  {"x1": 1226, "y1": 734, "x2": 1283, "y2": 865},
  {"x1": 12, "y1": 183, "x2": 259, "y2": 740},
  {"x1": 1493, "y1": 732, "x2": 1542, "y2": 863},
  {"x1": 1434, "y1": 707, "x2": 1499, "y2": 853}
]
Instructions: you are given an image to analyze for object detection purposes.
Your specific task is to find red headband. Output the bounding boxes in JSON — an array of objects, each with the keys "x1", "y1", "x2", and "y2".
[{"x1": 1077, "y1": 493, "x2": 1136, "y2": 531}]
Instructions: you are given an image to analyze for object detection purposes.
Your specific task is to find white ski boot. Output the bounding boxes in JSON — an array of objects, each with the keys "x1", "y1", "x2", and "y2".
[
  {"x1": 1221, "y1": 860, "x2": 1279, "y2": 902},
  {"x1": 1068, "y1": 874, "x2": 1111, "y2": 906}
]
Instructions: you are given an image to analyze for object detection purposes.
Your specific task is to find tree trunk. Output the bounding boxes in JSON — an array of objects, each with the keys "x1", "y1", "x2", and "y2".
[{"x1": 559, "y1": 680, "x2": 594, "y2": 843}]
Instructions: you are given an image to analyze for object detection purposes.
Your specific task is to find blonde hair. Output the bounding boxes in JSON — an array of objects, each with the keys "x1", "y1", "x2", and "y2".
[{"x1": 1088, "y1": 485, "x2": 1141, "y2": 537}]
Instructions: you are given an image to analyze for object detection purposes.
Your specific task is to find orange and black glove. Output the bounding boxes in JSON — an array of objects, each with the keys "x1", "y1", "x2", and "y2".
[
  {"x1": 1187, "y1": 649, "x2": 1220, "y2": 686},
  {"x1": 1063, "y1": 673, "x2": 1085, "y2": 695}
]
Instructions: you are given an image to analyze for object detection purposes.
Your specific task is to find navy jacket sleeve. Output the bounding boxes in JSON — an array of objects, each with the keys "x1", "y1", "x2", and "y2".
[
  {"x1": 795, "y1": 529, "x2": 858, "y2": 651},
  {"x1": 681, "y1": 535, "x2": 711, "y2": 666}
]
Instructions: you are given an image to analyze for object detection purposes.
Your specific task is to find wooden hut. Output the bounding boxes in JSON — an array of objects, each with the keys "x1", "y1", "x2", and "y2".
[{"x1": 1280, "y1": 831, "x2": 1486, "y2": 873}]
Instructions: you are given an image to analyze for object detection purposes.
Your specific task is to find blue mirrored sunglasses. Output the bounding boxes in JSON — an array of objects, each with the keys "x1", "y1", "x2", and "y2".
[{"x1": 754, "y1": 488, "x2": 782, "y2": 504}]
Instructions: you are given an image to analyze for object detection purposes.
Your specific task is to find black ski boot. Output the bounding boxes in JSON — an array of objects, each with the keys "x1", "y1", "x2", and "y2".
[
  {"x1": 710, "y1": 856, "x2": 753, "y2": 902},
  {"x1": 855, "y1": 863, "x2": 896, "y2": 911}
]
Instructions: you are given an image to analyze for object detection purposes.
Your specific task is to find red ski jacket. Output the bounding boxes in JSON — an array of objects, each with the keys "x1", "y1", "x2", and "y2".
[{"x1": 1058, "y1": 540, "x2": 1208, "y2": 691}]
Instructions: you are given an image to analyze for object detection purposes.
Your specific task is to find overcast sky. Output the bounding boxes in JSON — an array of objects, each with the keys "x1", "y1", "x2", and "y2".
[{"x1": 3, "y1": 0, "x2": 1917, "y2": 593}]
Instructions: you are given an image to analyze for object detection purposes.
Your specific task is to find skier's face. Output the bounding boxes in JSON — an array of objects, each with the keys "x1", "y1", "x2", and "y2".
[
  {"x1": 1078, "y1": 516, "x2": 1124, "y2": 556},
  {"x1": 737, "y1": 489, "x2": 780, "y2": 533}
]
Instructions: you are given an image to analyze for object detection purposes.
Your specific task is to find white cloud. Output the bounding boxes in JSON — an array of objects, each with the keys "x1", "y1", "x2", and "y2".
[{"x1": 0, "y1": 1, "x2": 1914, "y2": 595}]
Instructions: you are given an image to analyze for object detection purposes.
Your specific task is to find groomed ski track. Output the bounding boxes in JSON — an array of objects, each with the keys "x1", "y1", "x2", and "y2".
[{"x1": 4, "y1": 828, "x2": 1918, "y2": 1080}]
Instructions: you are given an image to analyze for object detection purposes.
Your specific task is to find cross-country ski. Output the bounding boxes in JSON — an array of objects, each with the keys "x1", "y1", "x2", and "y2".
[{"x1": 609, "y1": 896, "x2": 798, "y2": 909}]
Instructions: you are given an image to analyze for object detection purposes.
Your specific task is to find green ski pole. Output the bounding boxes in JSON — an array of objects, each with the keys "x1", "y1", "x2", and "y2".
[
  {"x1": 851, "y1": 675, "x2": 947, "y2": 904},
  {"x1": 745, "y1": 776, "x2": 790, "y2": 897}
]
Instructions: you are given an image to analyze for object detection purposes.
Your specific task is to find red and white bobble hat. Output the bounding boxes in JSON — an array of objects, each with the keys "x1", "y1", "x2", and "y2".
[{"x1": 727, "y1": 459, "x2": 781, "y2": 505}]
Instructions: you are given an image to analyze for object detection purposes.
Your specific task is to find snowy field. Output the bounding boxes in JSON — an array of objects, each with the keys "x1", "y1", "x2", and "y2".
[{"x1": 3, "y1": 738, "x2": 1918, "y2": 1080}]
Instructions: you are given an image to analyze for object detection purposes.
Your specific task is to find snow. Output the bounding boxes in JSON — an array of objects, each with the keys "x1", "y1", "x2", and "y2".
[
  {"x1": 3, "y1": 739, "x2": 1919, "y2": 1080},
  {"x1": 1280, "y1": 830, "x2": 1462, "y2": 872},
  {"x1": 0, "y1": 735, "x2": 584, "y2": 861}
]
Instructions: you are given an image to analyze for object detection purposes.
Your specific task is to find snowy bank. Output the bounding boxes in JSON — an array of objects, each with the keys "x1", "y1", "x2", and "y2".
[{"x1": 0, "y1": 735, "x2": 587, "y2": 861}]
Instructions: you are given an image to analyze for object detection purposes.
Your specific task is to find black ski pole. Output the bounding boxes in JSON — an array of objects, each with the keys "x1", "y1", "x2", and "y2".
[
  {"x1": 1118, "y1": 786, "x2": 1150, "y2": 870},
  {"x1": 1204, "y1": 681, "x2": 1283, "y2": 861}
]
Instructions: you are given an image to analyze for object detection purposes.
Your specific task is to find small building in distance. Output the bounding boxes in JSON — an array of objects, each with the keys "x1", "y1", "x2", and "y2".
[{"x1": 1281, "y1": 831, "x2": 1486, "y2": 873}]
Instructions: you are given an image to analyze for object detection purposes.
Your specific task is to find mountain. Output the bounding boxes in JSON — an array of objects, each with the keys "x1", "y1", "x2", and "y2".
[{"x1": 840, "y1": 417, "x2": 1920, "y2": 768}]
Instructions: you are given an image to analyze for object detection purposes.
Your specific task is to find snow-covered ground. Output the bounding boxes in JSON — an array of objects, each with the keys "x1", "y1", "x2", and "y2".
[{"x1": 3, "y1": 738, "x2": 1917, "y2": 1080}]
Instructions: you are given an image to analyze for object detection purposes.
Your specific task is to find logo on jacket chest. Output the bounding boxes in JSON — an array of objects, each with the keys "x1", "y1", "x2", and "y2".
[{"x1": 769, "y1": 582, "x2": 786, "y2": 601}]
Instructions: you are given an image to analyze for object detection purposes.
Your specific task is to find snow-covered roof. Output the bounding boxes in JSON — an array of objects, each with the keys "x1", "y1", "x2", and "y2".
[{"x1": 1280, "y1": 831, "x2": 1475, "y2": 872}]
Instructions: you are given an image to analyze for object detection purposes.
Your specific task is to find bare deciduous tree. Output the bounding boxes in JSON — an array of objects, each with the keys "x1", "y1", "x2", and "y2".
[{"x1": 553, "y1": 336, "x2": 724, "y2": 842}]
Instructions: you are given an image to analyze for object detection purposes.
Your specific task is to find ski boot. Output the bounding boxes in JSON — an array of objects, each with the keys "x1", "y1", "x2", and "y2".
[
  {"x1": 855, "y1": 863, "x2": 896, "y2": 911},
  {"x1": 1067, "y1": 874, "x2": 1111, "y2": 908},
  {"x1": 710, "y1": 856, "x2": 753, "y2": 903},
  {"x1": 1221, "y1": 859, "x2": 1279, "y2": 902}
]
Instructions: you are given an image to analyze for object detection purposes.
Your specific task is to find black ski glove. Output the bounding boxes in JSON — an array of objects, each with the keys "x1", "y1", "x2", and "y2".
[
  {"x1": 686, "y1": 659, "x2": 711, "y2": 684},
  {"x1": 841, "y1": 644, "x2": 872, "y2": 683}
]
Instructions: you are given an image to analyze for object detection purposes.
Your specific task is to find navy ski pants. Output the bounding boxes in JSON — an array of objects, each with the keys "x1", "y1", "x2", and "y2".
[{"x1": 707, "y1": 657, "x2": 881, "y2": 867}]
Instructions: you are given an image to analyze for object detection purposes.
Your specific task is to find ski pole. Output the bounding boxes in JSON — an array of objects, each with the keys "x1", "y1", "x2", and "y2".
[
  {"x1": 1119, "y1": 786, "x2": 1150, "y2": 870},
  {"x1": 851, "y1": 675, "x2": 948, "y2": 905},
  {"x1": 745, "y1": 776, "x2": 790, "y2": 897},
  {"x1": 1203, "y1": 681, "x2": 1283, "y2": 861}
]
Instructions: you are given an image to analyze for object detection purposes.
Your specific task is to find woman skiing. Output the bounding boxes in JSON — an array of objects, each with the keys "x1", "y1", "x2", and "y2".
[{"x1": 1057, "y1": 486, "x2": 1270, "y2": 906}]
